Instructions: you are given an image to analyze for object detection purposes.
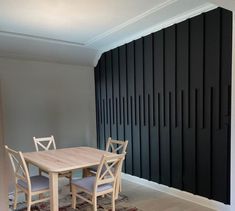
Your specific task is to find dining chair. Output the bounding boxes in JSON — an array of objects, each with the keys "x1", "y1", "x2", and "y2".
[
  {"x1": 87, "y1": 137, "x2": 128, "y2": 195},
  {"x1": 71, "y1": 154, "x2": 125, "y2": 211},
  {"x1": 33, "y1": 135, "x2": 73, "y2": 191},
  {"x1": 5, "y1": 145, "x2": 50, "y2": 211}
]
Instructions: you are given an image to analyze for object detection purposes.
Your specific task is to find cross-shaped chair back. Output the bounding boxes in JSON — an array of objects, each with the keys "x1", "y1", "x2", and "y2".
[
  {"x1": 106, "y1": 137, "x2": 128, "y2": 154},
  {"x1": 5, "y1": 145, "x2": 31, "y2": 191},
  {"x1": 33, "y1": 135, "x2": 56, "y2": 151},
  {"x1": 94, "y1": 154, "x2": 124, "y2": 193}
]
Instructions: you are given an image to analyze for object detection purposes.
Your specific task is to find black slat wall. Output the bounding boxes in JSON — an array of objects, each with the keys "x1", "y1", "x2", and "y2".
[{"x1": 94, "y1": 8, "x2": 232, "y2": 204}]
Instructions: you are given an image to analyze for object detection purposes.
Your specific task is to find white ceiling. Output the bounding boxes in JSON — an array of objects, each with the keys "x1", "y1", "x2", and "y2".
[{"x1": 0, "y1": 0, "x2": 217, "y2": 67}]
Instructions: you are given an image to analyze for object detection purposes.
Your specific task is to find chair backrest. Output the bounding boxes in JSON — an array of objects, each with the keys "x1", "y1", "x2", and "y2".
[
  {"x1": 94, "y1": 154, "x2": 124, "y2": 193},
  {"x1": 5, "y1": 145, "x2": 31, "y2": 191},
  {"x1": 33, "y1": 135, "x2": 56, "y2": 151},
  {"x1": 105, "y1": 137, "x2": 128, "y2": 154}
]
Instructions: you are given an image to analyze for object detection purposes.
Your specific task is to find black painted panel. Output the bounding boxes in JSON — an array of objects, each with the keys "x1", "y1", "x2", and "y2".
[{"x1": 94, "y1": 8, "x2": 232, "y2": 204}]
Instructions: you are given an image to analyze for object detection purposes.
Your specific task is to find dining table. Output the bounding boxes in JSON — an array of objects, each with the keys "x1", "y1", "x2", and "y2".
[{"x1": 23, "y1": 146, "x2": 115, "y2": 211}]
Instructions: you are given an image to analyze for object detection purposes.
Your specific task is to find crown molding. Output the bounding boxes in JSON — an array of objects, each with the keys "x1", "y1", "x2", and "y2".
[
  {"x1": 86, "y1": 0, "x2": 178, "y2": 46},
  {"x1": 93, "y1": 2, "x2": 216, "y2": 66},
  {"x1": 0, "y1": 30, "x2": 97, "y2": 49}
]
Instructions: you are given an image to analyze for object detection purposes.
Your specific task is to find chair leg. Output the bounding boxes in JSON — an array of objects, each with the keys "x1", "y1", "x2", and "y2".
[
  {"x1": 69, "y1": 175, "x2": 72, "y2": 193},
  {"x1": 93, "y1": 195, "x2": 97, "y2": 211},
  {"x1": 71, "y1": 186, "x2": 76, "y2": 209},
  {"x1": 27, "y1": 193, "x2": 31, "y2": 211},
  {"x1": 13, "y1": 186, "x2": 18, "y2": 209},
  {"x1": 112, "y1": 191, "x2": 115, "y2": 211}
]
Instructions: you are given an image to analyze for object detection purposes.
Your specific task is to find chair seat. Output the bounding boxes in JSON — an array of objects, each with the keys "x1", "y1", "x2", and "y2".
[
  {"x1": 72, "y1": 176, "x2": 113, "y2": 193},
  {"x1": 18, "y1": 175, "x2": 49, "y2": 192}
]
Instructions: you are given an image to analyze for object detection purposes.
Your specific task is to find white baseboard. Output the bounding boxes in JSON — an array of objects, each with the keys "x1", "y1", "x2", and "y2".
[{"x1": 121, "y1": 173, "x2": 232, "y2": 211}]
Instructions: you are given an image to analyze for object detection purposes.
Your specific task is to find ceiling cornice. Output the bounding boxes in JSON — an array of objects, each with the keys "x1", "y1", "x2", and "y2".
[
  {"x1": 93, "y1": 2, "x2": 216, "y2": 66},
  {"x1": 85, "y1": 0, "x2": 178, "y2": 46}
]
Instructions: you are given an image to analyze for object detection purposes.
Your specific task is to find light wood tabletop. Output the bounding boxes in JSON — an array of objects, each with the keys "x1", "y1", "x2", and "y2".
[{"x1": 23, "y1": 147, "x2": 115, "y2": 211}]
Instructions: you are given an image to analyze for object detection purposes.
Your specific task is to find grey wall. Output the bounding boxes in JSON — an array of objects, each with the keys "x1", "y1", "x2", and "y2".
[{"x1": 0, "y1": 57, "x2": 97, "y2": 151}]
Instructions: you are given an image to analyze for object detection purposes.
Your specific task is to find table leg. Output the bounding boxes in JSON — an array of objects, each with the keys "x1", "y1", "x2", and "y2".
[{"x1": 50, "y1": 172, "x2": 58, "y2": 211}]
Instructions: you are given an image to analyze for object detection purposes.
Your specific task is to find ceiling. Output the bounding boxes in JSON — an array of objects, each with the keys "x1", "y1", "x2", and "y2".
[{"x1": 0, "y1": 0, "x2": 218, "y2": 67}]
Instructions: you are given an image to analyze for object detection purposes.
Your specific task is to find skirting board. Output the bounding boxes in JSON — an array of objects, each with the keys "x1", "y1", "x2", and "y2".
[{"x1": 121, "y1": 173, "x2": 231, "y2": 211}]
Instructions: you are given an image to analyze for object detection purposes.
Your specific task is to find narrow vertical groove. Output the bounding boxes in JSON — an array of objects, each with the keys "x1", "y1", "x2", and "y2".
[
  {"x1": 169, "y1": 92, "x2": 172, "y2": 186},
  {"x1": 209, "y1": 87, "x2": 214, "y2": 198},
  {"x1": 188, "y1": 20, "x2": 191, "y2": 128},
  {"x1": 152, "y1": 34, "x2": 156, "y2": 126},
  {"x1": 139, "y1": 95, "x2": 142, "y2": 177},
  {"x1": 202, "y1": 14, "x2": 206, "y2": 129},
  {"x1": 148, "y1": 94, "x2": 151, "y2": 179},
  {"x1": 218, "y1": 9, "x2": 222, "y2": 129},
  {"x1": 195, "y1": 89, "x2": 198, "y2": 194},
  {"x1": 163, "y1": 30, "x2": 166, "y2": 126},
  {"x1": 175, "y1": 25, "x2": 178, "y2": 128},
  {"x1": 134, "y1": 41, "x2": 137, "y2": 125},
  {"x1": 142, "y1": 38, "x2": 146, "y2": 126},
  {"x1": 181, "y1": 90, "x2": 184, "y2": 189},
  {"x1": 126, "y1": 44, "x2": 129, "y2": 125},
  {"x1": 158, "y1": 93, "x2": 161, "y2": 183}
]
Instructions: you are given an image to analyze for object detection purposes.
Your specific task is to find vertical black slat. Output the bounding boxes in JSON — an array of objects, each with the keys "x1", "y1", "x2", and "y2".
[
  {"x1": 190, "y1": 14, "x2": 204, "y2": 195},
  {"x1": 154, "y1": 31, "x2": 164, "y2": 125},
  {"x1": 163, "y1": 30, "x2": 166, "y2": 127},
  {"x1": 95, "y1": 65, "x2": 102, "y2": 148},
  {"x1": 119, "y1": 45, "x2": 127, "y2": 172},
  {"x1": 177, "y1": 19, "x2": 196, "y2": 194},
  {"x1": 221, "y1": 9, "x2": 232, "y2": 204},
  {"x1": 110, "y1": 51, "x2": 117, "y2": 139},
  {"x1": 194, "y1": 89, "x2": 198, "y2": 193},
  {"x1": 209, "y1": 87, "x2": 213, "y2": 199},
  {"x1": 175, "y1": 25, "x2": 178, "y2": 128},
  {"x1": 165, "y1": 26, "x2": 176, "y2": 187},
  {"x1": 180, "y1": 90, "x2": 184, "y2": 189},
  {"x1": 126, "y1": 42, "x2": 135, "y2": 175},
  {"x1": 202, "y1": 14, "x2": 206, "y2": 129},
  {"x1": 154, "y1": 31, "x2": 164, "y2": 184},
  {"x1": 122, "y1": 97, "x2": 126, "y2": 172},
  {"x1": 168, "y1": 92, "x2": 172, "y2": 186},
  {"x1": 112, "y1": 49, "x2": 120, "y2": 140},
  {"x1": 138, "y1": 95, "x2": 143, "y2": 177},
  {"x1": 104, "y1": 54, "x2": 110, "y2": 143},
  {"x1": 157, "y1": 93, "x2": 161, "y2": 183},
  {"x1": 100, "y1": 55, "x2": 106, "y2": 149},
  {"x1": 221, "y1": 9, "x2": 232, "y2": 130},
  {"x1": 211, "y1": 8, "x2": 232, "y2": 204},
  {"x1": 106, "y1": 51, "x2": 113, "y2": 138},
  {"x1": 188, "y1": 20, "x2": 191, "y2": 128},
  {"x1": 152, "y1": 33, "x2": 156, "y2": 127},
  {"x1": 141, "y1": 35, "x2": 153, "y2": 180},
  {"x1": 150, "y1": 33, "x2": 159, "y2": 182},
  {"x1": 134, "y1": 38, "x2": 144, "y2": 177},
  {"x1": 132, "y1": 94, "x2": 141, "y2": 177}
]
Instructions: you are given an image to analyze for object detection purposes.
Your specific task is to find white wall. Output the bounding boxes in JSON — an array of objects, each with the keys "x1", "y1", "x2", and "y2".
[{"x1": 0, "y1": 58, "x2": 96, "y2": 151}]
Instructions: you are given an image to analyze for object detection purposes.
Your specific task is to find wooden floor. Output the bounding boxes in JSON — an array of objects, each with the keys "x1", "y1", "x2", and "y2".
[{"x1": 122, "y1": 179, "x2": 214, "y2": 211}]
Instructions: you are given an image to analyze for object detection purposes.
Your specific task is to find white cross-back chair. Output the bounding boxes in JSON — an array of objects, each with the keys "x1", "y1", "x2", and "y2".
[
  {"x1": 33, "y1": 135, "x2": 56, "y2": 151},
  {"x1": 72, "y1": 154, "x2": 125, "y2": 211},
  {"x1": 87, "y1": 137, "x2": 128, "y2": 196},
  {"x1": 5, "y1": 145, "x2": 50, "y2": 211},
  {"x1": 33, "y1": 135, "x2": 73, "y2": 191}
]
